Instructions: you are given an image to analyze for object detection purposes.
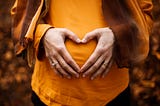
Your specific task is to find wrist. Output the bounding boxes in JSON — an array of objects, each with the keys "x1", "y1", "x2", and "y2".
[{"x1": 105, "y1": 27, "x2": 115, "y2": 43}]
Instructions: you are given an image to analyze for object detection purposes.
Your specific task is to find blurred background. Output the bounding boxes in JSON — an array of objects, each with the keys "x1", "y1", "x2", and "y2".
[{"x1": 0, "y1": 0, "x2": 160, "y2": 106}]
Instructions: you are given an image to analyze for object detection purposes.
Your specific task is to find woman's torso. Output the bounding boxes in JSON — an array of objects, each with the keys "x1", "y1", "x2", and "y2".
[
  {"x1": 46, "y1": 0, "x2": 107, "y2": 66},
  {"x1": 32, "y1": 0, "x2": 129, "y2": 105}
]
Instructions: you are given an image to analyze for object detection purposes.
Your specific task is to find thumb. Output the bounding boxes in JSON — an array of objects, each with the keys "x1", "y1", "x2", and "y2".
[
  {"x1": 82, "y1": 30, "x2": 98, "y2": 43},
  {"x1": 64, "y1": 29, "x2": 81, "y2": 43}
]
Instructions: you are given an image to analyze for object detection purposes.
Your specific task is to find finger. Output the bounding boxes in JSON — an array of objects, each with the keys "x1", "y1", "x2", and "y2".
[
  {"x1": 53, "y1": 67, "x2": 63, "y2": 78},
  {"x1": 90, "y1": 55, "x2": 109, "y2": 80},
  {"x1": 102, "y1": 58, "x2": 113, "y2": 78},
  {"x1": 80, "y1": 46, "x2": 103, "y2": 72},
  {"x1": 48, "y1": 57, "x2": 54, "y2": 66},
  {"x1": 58, "y1": 45, "x2": 80, "y2": 73},
  {"x1": 51, "y1": 57, "x2": 71, "y2": 79},
  {"x1": 90, "y1": 64, "x2": 106, "y2": 80},
  {"x1": 55, "y1": 62, "x2": 72, "y2": 79},
  {"x1": 81, "y1": 30, "x2": 98, "y2": 43},
  {"x1": 82, "y1": 51, "x2": 107, "y2": 77},
  {"x1": 55, "y1": 48, "x2": 80, "y2": 78},
  {"x1": 48, "y1": 58, "x2": 63, "y2": 78},
  {"x1": 57, "y1": 54, "x2": 80, "y2": 78},
  {"x1": 82, "y1": 58, "x2": 101, "y2": 78},
  {"x1": 63, "y1": 28, "x2": 81, "y2": 43}
]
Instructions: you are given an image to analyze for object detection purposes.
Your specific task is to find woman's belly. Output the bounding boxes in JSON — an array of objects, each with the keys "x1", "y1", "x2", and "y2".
[
  {"x1": 47, "y1": 0, "x2": 108, "y2": 67},
  {"x1": 65, "y1": 38, "x2": 97, "y2": 67}
]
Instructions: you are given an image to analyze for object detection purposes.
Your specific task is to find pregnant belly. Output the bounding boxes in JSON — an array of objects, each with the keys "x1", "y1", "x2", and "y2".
[{"x1": 65, "y1": 39, "x2": 97, "y2": 67}]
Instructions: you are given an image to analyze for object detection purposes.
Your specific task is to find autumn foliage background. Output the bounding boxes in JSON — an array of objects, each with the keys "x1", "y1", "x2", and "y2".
[{"x1": 0, "y1": 0, "x2": 160, "y2": 106}]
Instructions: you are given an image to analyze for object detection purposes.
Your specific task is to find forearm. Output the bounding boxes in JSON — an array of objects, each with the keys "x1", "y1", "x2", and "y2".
[{"x1": 34, "y1": 24, "x2": 53, "y2": 60}]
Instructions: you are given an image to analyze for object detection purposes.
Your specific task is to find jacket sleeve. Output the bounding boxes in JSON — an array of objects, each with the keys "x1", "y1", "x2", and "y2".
[
  {"x1": 11, "y1": 0, "x2": 44, "y2": 55},
  {"x1": 138, "y1": 0, "x2": 153, "y2": 32},
  {"x1": 34, "y1": 24, "x2": 53, "y2": 60},
  {"x1": 111, "y1": 0, "x2": 153, "y2": 68},
  {"x1": 10, "y1": 0, "x2": 51, "y2": 66}
]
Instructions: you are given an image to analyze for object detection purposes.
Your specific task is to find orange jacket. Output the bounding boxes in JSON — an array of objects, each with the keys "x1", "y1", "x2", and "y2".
[{"x1": 11, "y1": 0, "x2": 153, "y2": 68}]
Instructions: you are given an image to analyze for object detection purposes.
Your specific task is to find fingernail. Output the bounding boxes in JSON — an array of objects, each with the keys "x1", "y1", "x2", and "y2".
[
  {"x1": 82, "y1": 74, "x2": 86, "y2": 78},
  {"x1": 91, "y1": 77, "x2": 94, "y2": 80},
  {"x1": 67, "y1": 76, "x2": 71, "y2": 79},
  {"x1": 76, "y1": 74, "x2": 80, "y2": 78},
  {"x1": 82, "y1": 39, "x2": 86, "y2": 43},
  {"x1": 76, "y1": 39, "x2": 81, "y2": 43}
]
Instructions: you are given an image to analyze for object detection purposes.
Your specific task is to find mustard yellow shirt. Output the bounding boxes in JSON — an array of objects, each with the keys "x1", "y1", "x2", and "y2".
[{"x1": 33, "y1": 0, "x2": 129, "y2": 105}]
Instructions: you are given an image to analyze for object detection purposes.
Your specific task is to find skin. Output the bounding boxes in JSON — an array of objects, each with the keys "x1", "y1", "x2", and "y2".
[
  {"x1": 43, "y1": 28, "x2": 81, "y2": 79},
  {"x1": 81, "y1": 28, "x2": 114, "y2": 80},
  {"x1": 43, "y1": 27, "x2": 115, "y2": 80}
]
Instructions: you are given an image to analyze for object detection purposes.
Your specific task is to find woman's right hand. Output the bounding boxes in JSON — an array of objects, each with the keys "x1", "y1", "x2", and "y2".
[{"x1": 43, "y1": 28, "x2": 81, "y2": 79}]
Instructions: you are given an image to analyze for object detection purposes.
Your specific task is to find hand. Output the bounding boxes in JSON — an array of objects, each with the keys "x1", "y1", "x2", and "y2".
[
  {"x1": 80, "y1": 27, "x2": 114, "y2": 80},
  {"x1": 43, "y1": 28, "x2": 81, "y2": 79}
]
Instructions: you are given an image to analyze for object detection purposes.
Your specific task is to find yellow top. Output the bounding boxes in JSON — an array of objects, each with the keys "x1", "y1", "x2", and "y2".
[
  {"x1": 32, "y1": 0, "x2": 129, "y2": 105},
  {"x1": 46, "y1": 0, "x2": 108, "y2": 66}
]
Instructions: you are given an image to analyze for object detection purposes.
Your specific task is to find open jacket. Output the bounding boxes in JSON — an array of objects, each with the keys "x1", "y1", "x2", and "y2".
[{"x1": 11, "y1": 0, "x2": 153, "y2": 68}]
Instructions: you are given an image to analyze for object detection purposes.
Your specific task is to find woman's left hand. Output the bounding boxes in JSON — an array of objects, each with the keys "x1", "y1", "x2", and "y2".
[{"x1": 80, "y1": 27, "x2": 115, "y2": 80}]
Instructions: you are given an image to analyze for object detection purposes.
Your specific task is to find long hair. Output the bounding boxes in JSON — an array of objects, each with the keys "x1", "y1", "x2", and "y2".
[
  {"x1": 102, "y1": 0, "x2": 133, "y2": 25},
  {"x1": 102, "y1": 0, "x2": 140, "y2": 67}
]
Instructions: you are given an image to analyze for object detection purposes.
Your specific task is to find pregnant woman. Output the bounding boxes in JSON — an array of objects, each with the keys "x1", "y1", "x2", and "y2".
[{"x1": 11, "y1": 0, "x2": 153, "y2": 105}]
